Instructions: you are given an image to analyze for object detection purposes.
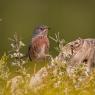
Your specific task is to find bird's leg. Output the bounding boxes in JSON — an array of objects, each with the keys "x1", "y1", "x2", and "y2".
[{"x1": 33, "y1": 63, "x2": 37, "y2": 75}]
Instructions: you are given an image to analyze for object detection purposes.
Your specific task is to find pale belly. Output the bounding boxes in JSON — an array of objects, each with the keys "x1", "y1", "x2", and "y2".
[{"x1": 37, "y1": 44, "x2": 46, "y2": 59}]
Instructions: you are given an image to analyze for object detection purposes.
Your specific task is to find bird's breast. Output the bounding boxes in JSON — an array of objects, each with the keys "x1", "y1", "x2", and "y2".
[
  {"x1": 31, "y1": 36, "x2": 49, "y2": 59},
  {"x1": 32, "y1": 36, "x2": 49, "y2": 48}
]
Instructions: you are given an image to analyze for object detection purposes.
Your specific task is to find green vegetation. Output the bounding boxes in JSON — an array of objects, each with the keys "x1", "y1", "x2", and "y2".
[{"x1": 0, "y1": 34, "x2": 95, "y2": 95}]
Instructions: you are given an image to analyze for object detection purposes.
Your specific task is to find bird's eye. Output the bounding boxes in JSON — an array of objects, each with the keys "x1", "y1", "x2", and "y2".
[{"x1": 40, "y1": 28, "x2": 44, "y2": 30}]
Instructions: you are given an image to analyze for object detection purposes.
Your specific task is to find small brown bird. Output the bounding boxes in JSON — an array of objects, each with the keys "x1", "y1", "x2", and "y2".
[{"x1": 28, "y1": 25, "x2": 50, "y2": 60}]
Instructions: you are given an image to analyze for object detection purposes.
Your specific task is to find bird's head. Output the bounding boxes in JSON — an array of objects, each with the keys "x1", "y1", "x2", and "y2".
[{"x1": 32, "y1": 25, "x2": 50, "y2": 37}]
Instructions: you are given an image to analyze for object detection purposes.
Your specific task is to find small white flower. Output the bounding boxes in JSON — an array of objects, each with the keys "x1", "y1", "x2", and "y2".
[
  {"x1": 22, "y1": 60, "x2": 25, "y2": 64},
  {"x1": 19, "y1": 41, "x2": 25, "y2": 46},
  {"x1": 59, "y1": 72, "x2": 64, "y2": 76},
  {"x1": 54, "y1": 81, "x2": 61, "y2": 88},
  {"x1": 12, "y1": 62, "x2": 17, "y2": 66},
  {"x1": 10, "y1": 54, "x2": 14, "y2": 58},
  {"x1": 11, "y1": 43, "x2": 15, "y2": 48},
  {"x1": 19, "y1": 53, "x2": 23, "y2": 57},
  {"x1": 13, "y1": 53, "x2": 18, "y2": 57}
]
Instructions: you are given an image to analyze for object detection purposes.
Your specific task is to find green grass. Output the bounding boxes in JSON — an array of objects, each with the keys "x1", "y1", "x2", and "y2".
[
  {"x1": 0, "y1": 33, "x2": 95, "y2": 95},
  {"x1": 0, "y1": 54, "x2": 95, "y2": 95}
]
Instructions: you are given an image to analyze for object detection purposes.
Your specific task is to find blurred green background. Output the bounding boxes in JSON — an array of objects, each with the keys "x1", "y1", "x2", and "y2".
[{"x1": 0, "y1": 0, "x2": 95, "y2": 56}]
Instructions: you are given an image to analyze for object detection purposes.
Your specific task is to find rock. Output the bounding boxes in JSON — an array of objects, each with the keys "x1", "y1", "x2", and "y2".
[{"x1": 29, "y1": 67, "x2": 48, "y2": 91}]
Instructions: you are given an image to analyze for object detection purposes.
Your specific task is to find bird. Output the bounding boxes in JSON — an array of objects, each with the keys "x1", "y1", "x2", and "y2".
[{"x1": 28, "y1": 25, "x2": 50, "y2": 61}]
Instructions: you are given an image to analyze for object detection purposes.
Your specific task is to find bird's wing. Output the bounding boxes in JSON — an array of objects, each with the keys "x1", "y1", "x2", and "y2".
[{"x1": 28, "y1": 44, "x2": 34, "y2": 60}]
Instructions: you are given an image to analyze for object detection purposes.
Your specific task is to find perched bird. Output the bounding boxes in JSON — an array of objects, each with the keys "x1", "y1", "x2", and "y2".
[{"x1": 28, "y1": 25, "x2": 50, "y2": 60}]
